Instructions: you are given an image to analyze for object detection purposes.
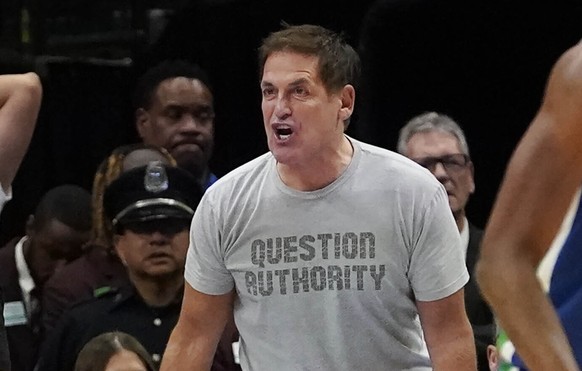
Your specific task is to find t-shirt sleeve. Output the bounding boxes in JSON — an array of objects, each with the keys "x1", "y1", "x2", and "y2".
[
  {"x1": 408, "y1": 185, "x2": 469, "y2": 302},
  {"x1": 184, "y1": 194, "x2": 234, "y2": 295},
  {"x1": 0, "y1": 183, "x2": 11, "y2": 213}
]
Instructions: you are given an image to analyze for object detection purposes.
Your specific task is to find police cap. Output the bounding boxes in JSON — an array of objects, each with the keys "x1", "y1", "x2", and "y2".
[{"x1": 103, "y1": 161, "x2": 202, "y2": 226}]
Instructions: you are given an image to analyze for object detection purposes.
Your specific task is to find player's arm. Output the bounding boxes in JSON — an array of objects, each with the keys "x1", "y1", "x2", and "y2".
[
  {"x1": 477, "y1": 41, "x2": 582, "y2": 371},
  {"x1": 418, "y1": 289, "x2": 476, "y2": 370},
  {"x1": 0, "y1": 73, "x2": 42, "y2": 190},
  {"x1": 160, "y1": 283, "x2": 234, "y2": 371}
]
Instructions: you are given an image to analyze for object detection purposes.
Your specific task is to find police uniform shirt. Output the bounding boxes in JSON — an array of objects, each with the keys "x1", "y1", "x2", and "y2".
[{"x1": 37, "y1": 285, "x2": 180, "y2": 371}]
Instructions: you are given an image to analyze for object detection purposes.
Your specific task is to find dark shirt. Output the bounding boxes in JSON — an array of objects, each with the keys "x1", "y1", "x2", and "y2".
[
  {"x1": 465, "y1": 223, "x2": 495, "y2": 371},
  {"x1": 0, "y1": 238, "x2": 39, "y2": 371},
  {"x1": 37, "y1": 285, "x2": 240, "y2": 371},
  {"x1": 205, "y1": 172, "x2": 218, "y2": 190},
  {"x1": 0, "y1": 291, "x2": 10, "y2": 371},
  {"x1": 41, "y1": 244, "x2": 127, "y2": 334}
]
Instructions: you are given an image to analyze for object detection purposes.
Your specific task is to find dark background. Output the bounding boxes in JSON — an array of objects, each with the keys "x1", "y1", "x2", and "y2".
[{"x1": 1, "y1": 0, "x2": 581, "y2": 245}]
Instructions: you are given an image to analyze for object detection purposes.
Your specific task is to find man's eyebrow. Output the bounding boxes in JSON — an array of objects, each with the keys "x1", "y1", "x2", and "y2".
[
  {"x1": 288, "y1": 78, "x2": 310, "y2": 87},
  {"x1": 260, "y1": 78, "x2": 311, "y2": 88},
  {"x1": 162, "y1": 103, "x2": 183, "y2": 111}
]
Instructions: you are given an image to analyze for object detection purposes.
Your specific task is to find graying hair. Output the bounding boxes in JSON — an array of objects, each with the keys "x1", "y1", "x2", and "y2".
[{"x1": 397, "y1": 112, "x2": 470, "y2": 157}]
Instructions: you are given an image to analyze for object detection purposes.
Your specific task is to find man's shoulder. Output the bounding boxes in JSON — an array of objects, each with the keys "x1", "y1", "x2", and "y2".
[
  {"x1": 0, "y1": 238, "x2": 19, "y2": 281},
  {"x1": 0, "y1": 237, "x2": 19, "y2": 258},
  {"x1": 204, "y1": 152, "x2": 273, "y2": 197},
  {"x1": 353, "y1": 138, "x2": 443, "y2": 192},
  {"x1": 65, "y1": 286, "x2": 127, "y2": 319}
]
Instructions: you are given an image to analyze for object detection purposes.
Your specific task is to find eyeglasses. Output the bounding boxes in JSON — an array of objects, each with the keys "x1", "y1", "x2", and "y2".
[
  {"x1": 412, "y1": 154, "x2": 471, "y2": 173},
  {"x1": 116, "y1": 218, "x2": 190, "y2": 236}
]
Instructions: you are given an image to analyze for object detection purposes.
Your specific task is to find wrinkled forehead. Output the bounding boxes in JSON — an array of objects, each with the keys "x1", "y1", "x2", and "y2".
[
  {"x1": 406, "y1": 129, "x2": 464, "y2": 157},
  {"x1": 261, "y1": 51, "x2": 321, "y2": 82}
]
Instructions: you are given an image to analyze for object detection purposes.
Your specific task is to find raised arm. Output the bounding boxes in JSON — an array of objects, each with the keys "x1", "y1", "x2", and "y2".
[
  {"x1": 160, "y1": 283, "x2": 235, "y2": 371},
  {"x1": 418, "y1": 289, "x2": 476, "y2": 370},
  {"x1": 0, "y1": 72, "x2": 42, "y2": 190},
  {"x1": 477, "y1": 40, "x2": 582, "y2": 370}
]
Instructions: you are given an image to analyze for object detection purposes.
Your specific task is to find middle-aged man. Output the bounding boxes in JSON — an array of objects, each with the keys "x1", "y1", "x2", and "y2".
[
  {"x1": 161, "y1": 24, "x2": 476, "y2": 370},
  {"x1": 397, "y1": 111, "x2": 494, "y2": 370},
  {"x1": 37, "y1": 163, "x2": 238, "y2": 371},
  {"x1": 0, "y1": 184, "x2": 91, "y2": 371},
  {"x1": 0, "y1": 72, "x2": 42, "y2": 371},
  {"x1": 133, "y1": 60, "x2": 218, "y2": 190},
  {"x1": 477, "y1": 41, "x2": 582, "y2": 370}
]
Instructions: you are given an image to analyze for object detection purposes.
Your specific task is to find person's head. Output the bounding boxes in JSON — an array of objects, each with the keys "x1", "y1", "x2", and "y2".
[
  {"x1": 74, "y1": 331, "x2": 155, "y2": 371},
  {"x1": 91, "y1": 143, "x2": 176, "y2": 248},
  {"x1": 25, "y1": 185, "x2": 92, "y2": 287},
  {"x1": 397, "y1": 112, "x2": 475, "y2": 223},
  {"x1": 103, "y1": 162, "x2": 202, "y2": 282},
  {"x1": 258, "y1": 24, "x2": 359, "y2": 166},
  {"x1": 134, "y1": 60, "x2": 214, "y2": 181}
]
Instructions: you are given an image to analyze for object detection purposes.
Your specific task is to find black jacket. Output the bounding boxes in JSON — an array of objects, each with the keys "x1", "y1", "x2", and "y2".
[
  {"x1": 0, "y1": 238, "x2": 40, "y2": 371},
  {"x1": 37, "y1": 284, "x2": 240, "y2": 371}
]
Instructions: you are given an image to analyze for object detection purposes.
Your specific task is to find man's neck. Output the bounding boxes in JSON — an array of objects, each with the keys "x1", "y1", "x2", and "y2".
[
  {"x1": 130, "y1": 273, "x2": 183, "y2": 307},
  {"x1": 454, "y1": 210, "x2": 466, "y2": 232},
  {"x1": 277, "y1": 136, "x2": 354, "y2": 191}
]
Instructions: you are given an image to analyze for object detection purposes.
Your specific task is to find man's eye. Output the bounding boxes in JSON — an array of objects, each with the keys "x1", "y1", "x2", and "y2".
[
  {"x1": 294, "y1": 87, "x2": 307, "y2": 96},
  {"x1": 167, "y1": 109, "x2": 182, "y2": 120},
  {"x1": 262, "y1": 88, "x2": 275, "y2": 98},
  {"x1": 194, "y1": 109, "x2": 215, "y2": 121}
]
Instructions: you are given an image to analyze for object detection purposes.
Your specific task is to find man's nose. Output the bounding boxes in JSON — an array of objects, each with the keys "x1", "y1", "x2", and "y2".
[
  {"x1": 181, "y1": 114, "x2": 204, "y2": 133},
  {"x1": 149, "y1": 231, "x2": 171, "y2": 245},
  {"x1": 274, "y1": 96, "x2": 291, "y2": 119},
  {"x1": 432, "y1": 162, "x2": 450, "y2": 183}
]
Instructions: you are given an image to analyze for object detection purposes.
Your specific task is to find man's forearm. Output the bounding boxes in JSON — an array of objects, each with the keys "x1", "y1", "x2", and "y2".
[
  {"x1": 478, "y1": 257, "x2": 579, "y2": 371},
  {"x1": 160, "y1": 324, "x2": 219, "y2": 371},
  {"x1": 429, "y1": 328, "x2": 476, "y2": 371}
]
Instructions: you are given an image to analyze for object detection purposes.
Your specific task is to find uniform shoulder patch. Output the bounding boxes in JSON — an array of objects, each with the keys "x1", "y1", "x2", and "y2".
[{"x1": 93, "y1": 286, "x2": 117, "y2": 298}]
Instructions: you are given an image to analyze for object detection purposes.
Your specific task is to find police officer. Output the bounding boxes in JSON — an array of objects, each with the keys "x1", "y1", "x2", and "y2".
[{"x1": 36, "y1": 162, "x2": 206, "y2": 371}]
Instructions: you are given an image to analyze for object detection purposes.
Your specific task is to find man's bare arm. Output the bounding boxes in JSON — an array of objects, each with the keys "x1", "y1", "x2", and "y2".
[
  {"x1": 417, "y1": 289, "x2": 476, "y2": 370},
  {"x1": 0, "y1": 72, "x2": 42, "y2": 190},
  {"x1": 160, "y1": 283, "x2": 234, "y2": 371},
  {"x1": 477, "y1": 41, "x2": 582, "y2": 371}
]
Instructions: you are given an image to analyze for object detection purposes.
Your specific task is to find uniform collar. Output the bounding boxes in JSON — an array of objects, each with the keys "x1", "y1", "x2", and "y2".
[{"x1": 15, "y1": 236, "x2": 35, "y2": 313}]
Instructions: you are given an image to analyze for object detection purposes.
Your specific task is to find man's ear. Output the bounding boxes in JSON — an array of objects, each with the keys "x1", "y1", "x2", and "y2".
[
  {"x1": 25, "y1": 214, "x2": 35, "y2": 236},
  {"x1": 112, "y1": 235, "x2": 128, "y2": 266},
  {"x1": 487, "y1": 344, "x2": 498, "y2": 370},
  {"x1": 338, "y1": 84, "x2": 355, "y2": 123},
  {"x1": 135, "y1": 108, "x2": 149, "y2": 140},
  {"x1": 469, "y1": 162, "x2": 476, "y2": 194}
]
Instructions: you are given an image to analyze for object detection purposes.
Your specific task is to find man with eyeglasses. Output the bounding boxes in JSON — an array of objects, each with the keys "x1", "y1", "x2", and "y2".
[
  {"x1": 398, "y1": 112, "x2": 493, "y2": 371},
  {"x1": 37, "y1": 163, "x2": 240, "y2": 371}
]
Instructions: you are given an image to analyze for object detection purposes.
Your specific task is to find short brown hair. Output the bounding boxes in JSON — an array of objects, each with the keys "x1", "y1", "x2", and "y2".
[{"x1": 258, "y1": 23, "x2": 361, "y2": 94}]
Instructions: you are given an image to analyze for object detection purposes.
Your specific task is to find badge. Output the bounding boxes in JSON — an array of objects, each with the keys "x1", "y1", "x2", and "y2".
[{"x1": 3, "y1": 301, "x2": 27, "y2": 327}]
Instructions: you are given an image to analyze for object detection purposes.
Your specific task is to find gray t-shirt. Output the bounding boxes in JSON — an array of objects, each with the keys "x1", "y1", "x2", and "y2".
[
  {"x1": 0, "y1": 184, "x2": 10, "y2": 213},
  {"x1": 185, "y1": 138, "x2": 468, "y2": 371}
]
